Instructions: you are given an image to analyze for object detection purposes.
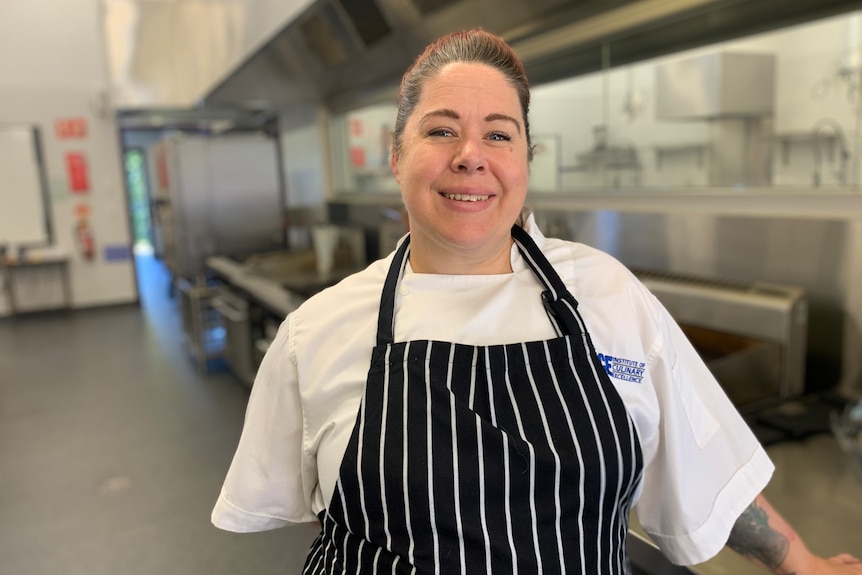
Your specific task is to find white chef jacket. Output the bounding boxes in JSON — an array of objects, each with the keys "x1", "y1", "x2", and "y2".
[{"x1": 212, "y1": 214, "x2": 773, "y2": 566}]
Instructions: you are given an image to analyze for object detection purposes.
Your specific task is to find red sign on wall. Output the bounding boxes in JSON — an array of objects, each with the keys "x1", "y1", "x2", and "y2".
[
  {"x1": 55, "y1": 118, "x2": 88, "y2": 139},
  {"x1": 65, "y1": 152, "x2": 90, "y2": 193},
  {"x1": 73, "y1": 203, "x2": 91, "y2": 218},
  {"x1": 350, "y1": 147, "x2": 366, "y2": 168}
]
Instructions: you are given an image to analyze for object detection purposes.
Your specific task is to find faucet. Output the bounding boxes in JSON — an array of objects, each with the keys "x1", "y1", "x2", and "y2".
[{"x1": 811, "y1": 117, "x2": 850, "y2": 187}]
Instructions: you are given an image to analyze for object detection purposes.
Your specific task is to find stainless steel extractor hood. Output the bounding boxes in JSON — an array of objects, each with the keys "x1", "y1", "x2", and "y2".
[
  {"x1": 655, "y1": 49, "x2": 777, "y2": 186},
  {"x1": 200, "y1": 0, "x2": 862, "y2": 114},
  {"x1": 656, "y1": 51, "x2": 776, "y2": 120}
]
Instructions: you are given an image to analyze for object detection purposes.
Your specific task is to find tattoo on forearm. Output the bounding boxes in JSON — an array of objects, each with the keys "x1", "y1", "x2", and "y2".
[{"x1": 726, "y1": 502, "x2": 790, "y2": 570}]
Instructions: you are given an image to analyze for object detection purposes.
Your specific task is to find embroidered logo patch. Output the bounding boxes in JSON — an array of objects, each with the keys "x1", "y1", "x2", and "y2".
[{"x1": 597, "y1": 353, "x2": 645, "y2": 384}]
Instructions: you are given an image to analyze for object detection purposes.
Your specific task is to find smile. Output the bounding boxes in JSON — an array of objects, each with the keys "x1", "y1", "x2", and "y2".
[{"x1": 441, "y1": 193, "x2": 490, "y2": 202}]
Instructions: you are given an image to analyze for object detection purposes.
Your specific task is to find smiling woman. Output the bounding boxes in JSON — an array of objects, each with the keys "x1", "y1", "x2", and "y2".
[
  {"x1": 212, "y1": 29, "x2": 862, "y2": 575},
  {"x1": 385, "y1": 30, "x2": 535, "y2": 274},
  {"x1": 391, "y1": 60, "x2": 530, "y2": 274}
]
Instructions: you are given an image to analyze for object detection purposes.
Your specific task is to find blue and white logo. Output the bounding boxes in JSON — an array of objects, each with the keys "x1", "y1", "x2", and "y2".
[{"x1": 597, "y1": 353, "x2": 645, "y2": 384}]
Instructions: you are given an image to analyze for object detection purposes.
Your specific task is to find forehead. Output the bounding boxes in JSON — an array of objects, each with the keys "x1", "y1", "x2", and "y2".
[{"x1": 415, "y1": 62, "x2": 521, "y2": 113}]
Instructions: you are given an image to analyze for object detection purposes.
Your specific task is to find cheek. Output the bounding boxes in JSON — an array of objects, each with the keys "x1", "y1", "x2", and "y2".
[
  {"x1": 396, "y1": 156, "x2": 428, "y2": 207},
  {"x1": 501, "y1": 159, "x2": 530, "y2": 189},
  {"x1": 401, "y1": 151, "x2": 444, "y2": 187}
]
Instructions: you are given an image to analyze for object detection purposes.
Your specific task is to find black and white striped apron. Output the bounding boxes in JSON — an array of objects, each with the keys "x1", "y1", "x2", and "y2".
[{"x1": 303, "y1": 225, "x2": 644, "y2": 574}]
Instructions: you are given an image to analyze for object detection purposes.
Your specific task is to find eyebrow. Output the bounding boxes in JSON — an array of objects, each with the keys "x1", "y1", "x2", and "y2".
[{"x1": 420, "y1": 108, "x2": 522, "y2": 134}]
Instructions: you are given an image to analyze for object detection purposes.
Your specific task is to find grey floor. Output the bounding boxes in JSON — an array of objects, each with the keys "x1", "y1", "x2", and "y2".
[
  {"x1": 2, "y1": 255, "x2": 861, "y2": 575},
  {"x1": 0, "y1": 255, "x2": 318, "y2": 575}
]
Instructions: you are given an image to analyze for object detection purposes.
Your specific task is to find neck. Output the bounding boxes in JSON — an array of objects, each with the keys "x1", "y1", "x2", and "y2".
[{"x1": 408, "y1": 237, "x2": 514, "y2": 274}]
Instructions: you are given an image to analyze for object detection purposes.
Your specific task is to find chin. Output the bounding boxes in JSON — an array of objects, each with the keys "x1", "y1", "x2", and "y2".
[{"x1": 444, "y1": 226, "x2": 508, "y2": 249}]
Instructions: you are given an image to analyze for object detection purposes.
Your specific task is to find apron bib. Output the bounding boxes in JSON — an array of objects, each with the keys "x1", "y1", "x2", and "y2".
[{"x1": 304, "y1": 226, "x2": 643, "y2": 575}]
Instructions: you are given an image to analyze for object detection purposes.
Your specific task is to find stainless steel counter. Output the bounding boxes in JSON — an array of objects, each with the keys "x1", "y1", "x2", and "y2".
[
  {"x1": 207, "y1": 251, "x2": 365, "y2": 315},
  {"x1": 206, "y1": 252, "x2": 369, "y2": 386},
  {"x1": 206, "y1": 255, "x2": 306, "y2": 317}
]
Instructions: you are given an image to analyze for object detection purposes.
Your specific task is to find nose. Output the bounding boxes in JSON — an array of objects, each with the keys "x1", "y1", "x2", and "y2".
[{"x1": 451, "y1": 134, "x2": 487, "y2": 173}]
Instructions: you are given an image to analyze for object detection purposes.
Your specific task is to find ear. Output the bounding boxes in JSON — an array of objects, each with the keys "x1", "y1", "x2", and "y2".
[{"x1": 390, "y1": 145, "x2": 400, "y2": 183}]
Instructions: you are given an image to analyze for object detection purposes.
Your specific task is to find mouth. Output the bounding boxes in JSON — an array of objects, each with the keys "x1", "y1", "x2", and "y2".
[{"x1": 440, "y1": 192, "x2": 491, "y2": 202}]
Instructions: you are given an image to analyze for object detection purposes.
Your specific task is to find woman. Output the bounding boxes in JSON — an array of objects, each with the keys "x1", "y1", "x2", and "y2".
[{"x1": 213, "y1": 29, "x2": 862, "y2": 574}]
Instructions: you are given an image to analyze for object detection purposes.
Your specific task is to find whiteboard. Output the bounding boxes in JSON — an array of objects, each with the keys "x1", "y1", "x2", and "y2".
[{"x1": 0, "y1": 126, "x2": 51, "y2": 248}]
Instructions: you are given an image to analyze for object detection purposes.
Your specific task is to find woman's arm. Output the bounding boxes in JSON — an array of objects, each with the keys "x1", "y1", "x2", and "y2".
[{"x1": 727, "y1": 494, "x2": 862, "y2": 575}]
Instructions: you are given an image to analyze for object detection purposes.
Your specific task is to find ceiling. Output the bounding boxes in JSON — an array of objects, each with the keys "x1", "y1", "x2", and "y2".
[{"x1": 123, "y1": 0, "x2": 862, "y2": 130}]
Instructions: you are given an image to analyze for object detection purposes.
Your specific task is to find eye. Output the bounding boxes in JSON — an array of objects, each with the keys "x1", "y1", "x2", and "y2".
[
  {"x1": 428, "y1": 128, "x2": 455, "y2": 137},
  {"x1": 488, "y1": 132, "x2": 512, "y2": 142}
]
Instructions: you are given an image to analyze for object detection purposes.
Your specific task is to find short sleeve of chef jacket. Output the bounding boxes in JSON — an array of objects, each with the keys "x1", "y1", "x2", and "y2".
[
  {"x1": 210, "y1": 316, "x2": 319, "y2": 530},
  {"x1": 624, "y1": 295, "x2": 774, "y2": 565}
]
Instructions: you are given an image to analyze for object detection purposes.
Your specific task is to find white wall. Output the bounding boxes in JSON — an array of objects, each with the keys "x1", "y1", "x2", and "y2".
[
  {"x1": 281, "y1": 107, "x2": 331, "y2": 208},
  {"x1": 0, "y1": 0, "x2": 137, "y2": 314},
  {"x1": 103, "y1": 0, "x2": 316, "y2": 108}
]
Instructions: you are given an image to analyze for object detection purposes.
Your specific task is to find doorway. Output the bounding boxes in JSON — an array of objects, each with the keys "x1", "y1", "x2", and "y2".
[
  {"x1": 123, "y1": 147, "x2": 153, "y2": 256},
  {"x1": 120, "y1": 131, "x2": 173, "y2": 311}
]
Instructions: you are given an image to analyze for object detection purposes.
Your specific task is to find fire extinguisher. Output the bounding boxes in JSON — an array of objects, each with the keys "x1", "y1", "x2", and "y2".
[{"x1": 75, "y1": 218, "x2": 95, "y2": 261}]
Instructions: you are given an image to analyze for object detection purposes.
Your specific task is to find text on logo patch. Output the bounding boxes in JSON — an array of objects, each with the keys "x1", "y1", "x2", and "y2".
[{"x1": 597, "y1": 353, "x2": 645, "y2": 384}]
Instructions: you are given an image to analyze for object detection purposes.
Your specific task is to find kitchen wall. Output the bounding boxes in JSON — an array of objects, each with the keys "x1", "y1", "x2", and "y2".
[
  {"x1": 527, "y1": 11, "x2": 862, "y2": 191},
  {"x1": 331, "y1": 11, "x2": 862, "y2": 193},
  {"x1": 0, "y1": 0, "x2": 137, "y2": 315}
]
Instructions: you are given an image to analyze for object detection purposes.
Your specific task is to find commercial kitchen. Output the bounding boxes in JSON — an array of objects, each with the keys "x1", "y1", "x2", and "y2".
[{"x1": 2, "y1": 0, "x2": 862, "y2": 573}]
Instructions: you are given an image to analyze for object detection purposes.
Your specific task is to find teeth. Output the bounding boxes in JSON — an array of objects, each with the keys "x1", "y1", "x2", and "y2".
[{"x1": 443, "y1": 193, "x2": 489, "y2": 202}]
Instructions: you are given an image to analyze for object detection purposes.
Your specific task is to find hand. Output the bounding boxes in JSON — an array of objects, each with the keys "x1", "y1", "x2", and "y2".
[{"x1": 802, "y1": 553, "x2": 862, "y2": 575}]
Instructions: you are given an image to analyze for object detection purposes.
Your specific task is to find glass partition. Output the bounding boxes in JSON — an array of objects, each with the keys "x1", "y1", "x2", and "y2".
[
  {"x1": 331, "y1": 102, "x2": 399, "y2": 194},
  {"x1": 330, "y1": 10, "x2": 862, "y2": 195}
]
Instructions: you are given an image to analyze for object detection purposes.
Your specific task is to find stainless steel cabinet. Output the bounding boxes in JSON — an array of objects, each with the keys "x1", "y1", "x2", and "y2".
[
  {"x1": 148, "y1": 133, "x2": 284, "y2": 281},
  {"x1": 211, "y1": 288, "x2": 256, "y2": 387}
]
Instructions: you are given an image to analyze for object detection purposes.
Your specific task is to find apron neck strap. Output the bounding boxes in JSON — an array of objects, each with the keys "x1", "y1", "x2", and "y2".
[
  {"x1": 512, "y1": 224, "x2": 582, "y2": 337},
  {"x1": 376, "y1": 225, "x2": 581, "y2": 346},
  {"x1": 511, "y1": 224, "x2": 571, "y2": 301},
  {"x1": 376, "y1": 235, "x2": 411, "y2": 346}
]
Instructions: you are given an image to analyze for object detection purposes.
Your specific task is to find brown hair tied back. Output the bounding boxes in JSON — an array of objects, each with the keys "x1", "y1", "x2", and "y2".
[{"x1": 392, "y1": 28, "x2": 534, "y2": 162}]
